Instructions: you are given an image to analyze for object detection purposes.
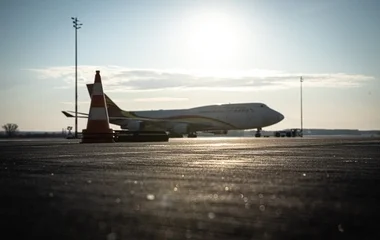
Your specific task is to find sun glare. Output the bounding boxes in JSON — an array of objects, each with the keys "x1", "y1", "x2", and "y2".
[{"x1": 183, "y1": 11, "x2": 247, "y2": 69}]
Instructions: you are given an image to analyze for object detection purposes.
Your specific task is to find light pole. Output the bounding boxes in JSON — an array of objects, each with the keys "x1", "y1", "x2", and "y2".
[
  {"x1": 72, "y1": 17, "x2": 82, "y2": 139},
  {"x1": 300, "y1": 76, "x2": 303, "y2": 137}
]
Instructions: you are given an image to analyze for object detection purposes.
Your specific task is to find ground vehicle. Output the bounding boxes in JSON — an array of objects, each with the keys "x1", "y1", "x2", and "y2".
[{"x1": 274, "y1": 128, "x2": 303, "y2": 137}]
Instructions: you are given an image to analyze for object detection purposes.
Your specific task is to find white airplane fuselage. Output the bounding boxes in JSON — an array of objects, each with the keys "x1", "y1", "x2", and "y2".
[{"x1": 116, "y1": 102, "x2": 284, "y2": 134}]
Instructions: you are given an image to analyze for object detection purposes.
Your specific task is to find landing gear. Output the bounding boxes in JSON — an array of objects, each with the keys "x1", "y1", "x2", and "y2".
[
  {"x1": 255, "y1": 128, "x2": 262, "y2": 138},
  {"x1": 187, "y1": 132, "x2": 197, "y2": 138}
]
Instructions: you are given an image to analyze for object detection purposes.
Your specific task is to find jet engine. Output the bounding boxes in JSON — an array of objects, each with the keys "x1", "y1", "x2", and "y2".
[
  {"x1": 171, "y1": 123, "x2": 189, "y2": 135},
  {"x1": 207, "y1": 130, "x2": 228, "y2": 135},
  {"x1": 125, "y1": 120, "x2": 145, "y2": 131}
]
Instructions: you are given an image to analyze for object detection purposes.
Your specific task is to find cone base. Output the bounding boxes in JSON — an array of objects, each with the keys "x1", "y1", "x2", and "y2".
[{"x1": 81, "y1": 129, "x2": 115, "y2": 144}]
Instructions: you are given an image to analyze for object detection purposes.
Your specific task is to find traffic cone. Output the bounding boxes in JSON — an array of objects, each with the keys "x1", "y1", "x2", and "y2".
[{"x1": 81, "y1": 70, "x2": 114, "y2": 143}]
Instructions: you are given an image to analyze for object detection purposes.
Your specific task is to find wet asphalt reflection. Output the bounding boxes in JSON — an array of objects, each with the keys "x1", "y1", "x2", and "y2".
[{"x1": 1, "y1": 137, "x2": 380, "y2": 239}]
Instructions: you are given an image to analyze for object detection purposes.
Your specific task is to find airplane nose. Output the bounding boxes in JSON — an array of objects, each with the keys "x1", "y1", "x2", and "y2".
[
  {"x1": 272, "y1": 111, "x2": 284, "y2": 123},
  {"x1": 278, "y1": 113, "x2": 284, "y2": 121},
  {"x1": 267, "y1": 109, "x2": 284, "y2": 125}
]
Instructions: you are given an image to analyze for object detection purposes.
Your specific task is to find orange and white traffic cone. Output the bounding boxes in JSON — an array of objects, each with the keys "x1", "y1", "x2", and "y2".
[{"x1": 81, "y1": 70, "x2": 114, "y2": 143}]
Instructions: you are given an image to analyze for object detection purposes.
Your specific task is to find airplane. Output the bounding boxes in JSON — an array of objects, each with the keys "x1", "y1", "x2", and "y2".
[{"x1": 61, "y1": 83, "x2": 284, "y2": 138}]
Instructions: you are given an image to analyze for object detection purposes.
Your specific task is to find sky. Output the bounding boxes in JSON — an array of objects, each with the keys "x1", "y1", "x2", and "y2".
[{"x1": 1, "y1": 0, "x2": 379, "y2": 131}]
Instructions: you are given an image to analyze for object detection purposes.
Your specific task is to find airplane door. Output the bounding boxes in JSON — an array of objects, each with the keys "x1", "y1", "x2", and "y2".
[
  {"x1": 225, "y1": 107, "x2": 232, "y2": 125},
  {"x1": 225, "y1": 107, "x2": 229, "y2": 123},
  {"x1": 245, "y1": 107, "x2": 254, "y2": 128}
]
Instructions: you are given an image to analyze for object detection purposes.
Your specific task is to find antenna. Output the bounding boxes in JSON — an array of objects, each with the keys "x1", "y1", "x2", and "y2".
[
  {"x1": 71, "y1": 17, "x2": 83, "y2": 139},
  {"x1": 300, "y1": 76, "x2": 303, "y2": 137}
]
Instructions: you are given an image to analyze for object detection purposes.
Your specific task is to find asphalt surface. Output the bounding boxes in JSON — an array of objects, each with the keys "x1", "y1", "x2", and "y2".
[{"x1": 1, "y1": 137, "x2": 380, "y2": 240}]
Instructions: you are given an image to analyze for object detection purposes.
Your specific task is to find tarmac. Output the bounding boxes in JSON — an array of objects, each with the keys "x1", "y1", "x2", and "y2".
[{"x1": 1, "y1": 137, "x2": 379, "y2": 240}]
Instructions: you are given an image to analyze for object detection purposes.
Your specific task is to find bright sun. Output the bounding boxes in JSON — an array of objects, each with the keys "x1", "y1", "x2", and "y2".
[{"x1": 183, "y1": 11, "x2": 246, "y2": 69}]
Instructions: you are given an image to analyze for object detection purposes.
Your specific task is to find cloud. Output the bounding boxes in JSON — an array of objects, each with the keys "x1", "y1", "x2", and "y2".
[
  {"x1": 133, "y1": 97, "x2": 189, "y2": 102},
  {"x1": 28, "y1": 65, "x2": 375, "y2": 92},
  {"x1": 60, "y1": 101, "x2": 90, "y2": 105},
  {"x1": 60, "y1": 98, "x2": 126, "y2": 105}
]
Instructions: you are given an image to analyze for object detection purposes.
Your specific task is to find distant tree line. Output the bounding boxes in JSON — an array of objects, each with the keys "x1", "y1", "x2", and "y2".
[
  {"x1": 1, "y1": 123, "x2": 68, "y2": 139},
  {"x1": 2, "y1": 123, "x2": 18, "y2": 138}
]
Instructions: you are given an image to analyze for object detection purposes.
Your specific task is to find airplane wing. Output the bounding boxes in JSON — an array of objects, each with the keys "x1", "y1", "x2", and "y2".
[
  {"x1": 62, "y1": 110, "x2": 170, "y2": 122},
  {"x1": 61, "y1": 110, "x2": 214, "y2": 130},
  {"x1": 128, "y1": 117, "x2": 214, "y2": 131}
]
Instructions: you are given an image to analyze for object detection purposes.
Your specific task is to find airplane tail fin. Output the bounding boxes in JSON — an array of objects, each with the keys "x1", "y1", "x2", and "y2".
[{"x1": 86, "y1": 83, "x2": 124, "y2": 118}]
